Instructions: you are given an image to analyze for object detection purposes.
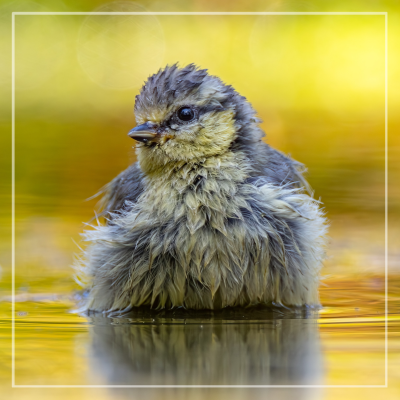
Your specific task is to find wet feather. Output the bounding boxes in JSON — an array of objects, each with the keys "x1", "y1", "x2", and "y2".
[{"x1": 75, "y1": 64, "x2": 328, "y2": 312}]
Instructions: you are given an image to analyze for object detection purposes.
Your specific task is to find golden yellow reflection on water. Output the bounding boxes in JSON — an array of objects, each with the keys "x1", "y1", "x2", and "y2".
[
  {"x1": 0, "y1": 271, "x2": 399, "y2": 397},
  {"x1": 1, "y1": 2, "x2": 399, "y2": 399}
]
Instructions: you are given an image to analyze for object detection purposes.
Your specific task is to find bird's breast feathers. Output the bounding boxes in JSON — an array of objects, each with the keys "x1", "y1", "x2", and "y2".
[
  {"x1": 81, "y1": 161, "x2": 326, "y2": 310},
  {"x1": 76, "y1": 64, "x2": 328, "y2": 311}
]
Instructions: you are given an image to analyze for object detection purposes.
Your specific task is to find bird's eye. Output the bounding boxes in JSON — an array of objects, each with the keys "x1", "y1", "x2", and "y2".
[{"x1": 177, "y1": 107, "x2": 195, "y2": 122}]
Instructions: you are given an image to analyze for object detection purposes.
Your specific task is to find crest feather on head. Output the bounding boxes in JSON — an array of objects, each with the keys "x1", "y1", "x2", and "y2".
[{"x1": 134, "y1": 63, "x2": 264, "y2": 146}]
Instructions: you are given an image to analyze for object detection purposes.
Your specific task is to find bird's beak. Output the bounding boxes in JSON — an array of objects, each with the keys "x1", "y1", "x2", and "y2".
[{"x1": 128, "y1": 122, "x2": 158, "y2": 143}]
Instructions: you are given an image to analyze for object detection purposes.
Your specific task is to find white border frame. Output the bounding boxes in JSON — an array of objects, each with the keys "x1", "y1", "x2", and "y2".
[{"x1": 11, "y1": 11, "x2": 388, "y2": 389}]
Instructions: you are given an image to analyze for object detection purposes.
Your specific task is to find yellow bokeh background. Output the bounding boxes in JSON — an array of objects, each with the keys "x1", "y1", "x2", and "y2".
[
  {"x1": 0, "y1": 0, "x2": 399, "y2": 398},
  {"x1": 0, "y1": 0, "x2": 397, "y2": 222}
]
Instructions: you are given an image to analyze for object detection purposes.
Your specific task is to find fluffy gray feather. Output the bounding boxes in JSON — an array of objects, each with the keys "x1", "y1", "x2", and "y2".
[{"x1": 76, "y1": 64, "x2": 328, "y2": 312}]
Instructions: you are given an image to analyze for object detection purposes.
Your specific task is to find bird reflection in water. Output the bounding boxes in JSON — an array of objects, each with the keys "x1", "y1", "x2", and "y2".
[{"x1": 86, "y1": 307, "x2": 324, "y2": 389}]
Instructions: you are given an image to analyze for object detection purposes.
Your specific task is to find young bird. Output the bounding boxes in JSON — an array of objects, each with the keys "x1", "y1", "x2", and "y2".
[{"x1": 77, "y1": 64, "x2": 328, "y2": 312}]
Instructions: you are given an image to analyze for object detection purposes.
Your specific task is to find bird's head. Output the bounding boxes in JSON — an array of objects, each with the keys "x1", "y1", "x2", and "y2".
[{"x1": 129, "y1": 64, "x2": 264, "y2": 170}]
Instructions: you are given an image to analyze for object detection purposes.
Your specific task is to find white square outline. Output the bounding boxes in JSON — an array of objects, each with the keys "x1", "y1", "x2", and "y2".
[{"x1": 11, "y1": 11, "x2": 388, "y2": 389}]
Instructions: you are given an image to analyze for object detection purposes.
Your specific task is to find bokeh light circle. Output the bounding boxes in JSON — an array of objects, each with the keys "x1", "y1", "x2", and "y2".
[{"x1": 77, "y1": 1, "x2": 165, "y2": 90}]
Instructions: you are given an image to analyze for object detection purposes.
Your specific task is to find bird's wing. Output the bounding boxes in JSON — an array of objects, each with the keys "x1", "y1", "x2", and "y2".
[
  {"x1": 248, "y1": 142, "x2": 313, "y2": 195},
  {"x1": 90, "y1": 162, "x2": 145, "y2": 219}
]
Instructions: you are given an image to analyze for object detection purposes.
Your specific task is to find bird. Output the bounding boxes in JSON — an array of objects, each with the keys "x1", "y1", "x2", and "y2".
[{"x1": 76, "y1": 64, "x2": 328, "y2": 312}]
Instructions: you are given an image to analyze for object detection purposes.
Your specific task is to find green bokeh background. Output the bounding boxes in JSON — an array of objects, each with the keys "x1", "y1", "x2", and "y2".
[
  {"x1": 0, "y1": 0, "x2": 398, "y2": 292},
  {"x1": 0, "y1": 0, "x2": 400, "y2": 397}
]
